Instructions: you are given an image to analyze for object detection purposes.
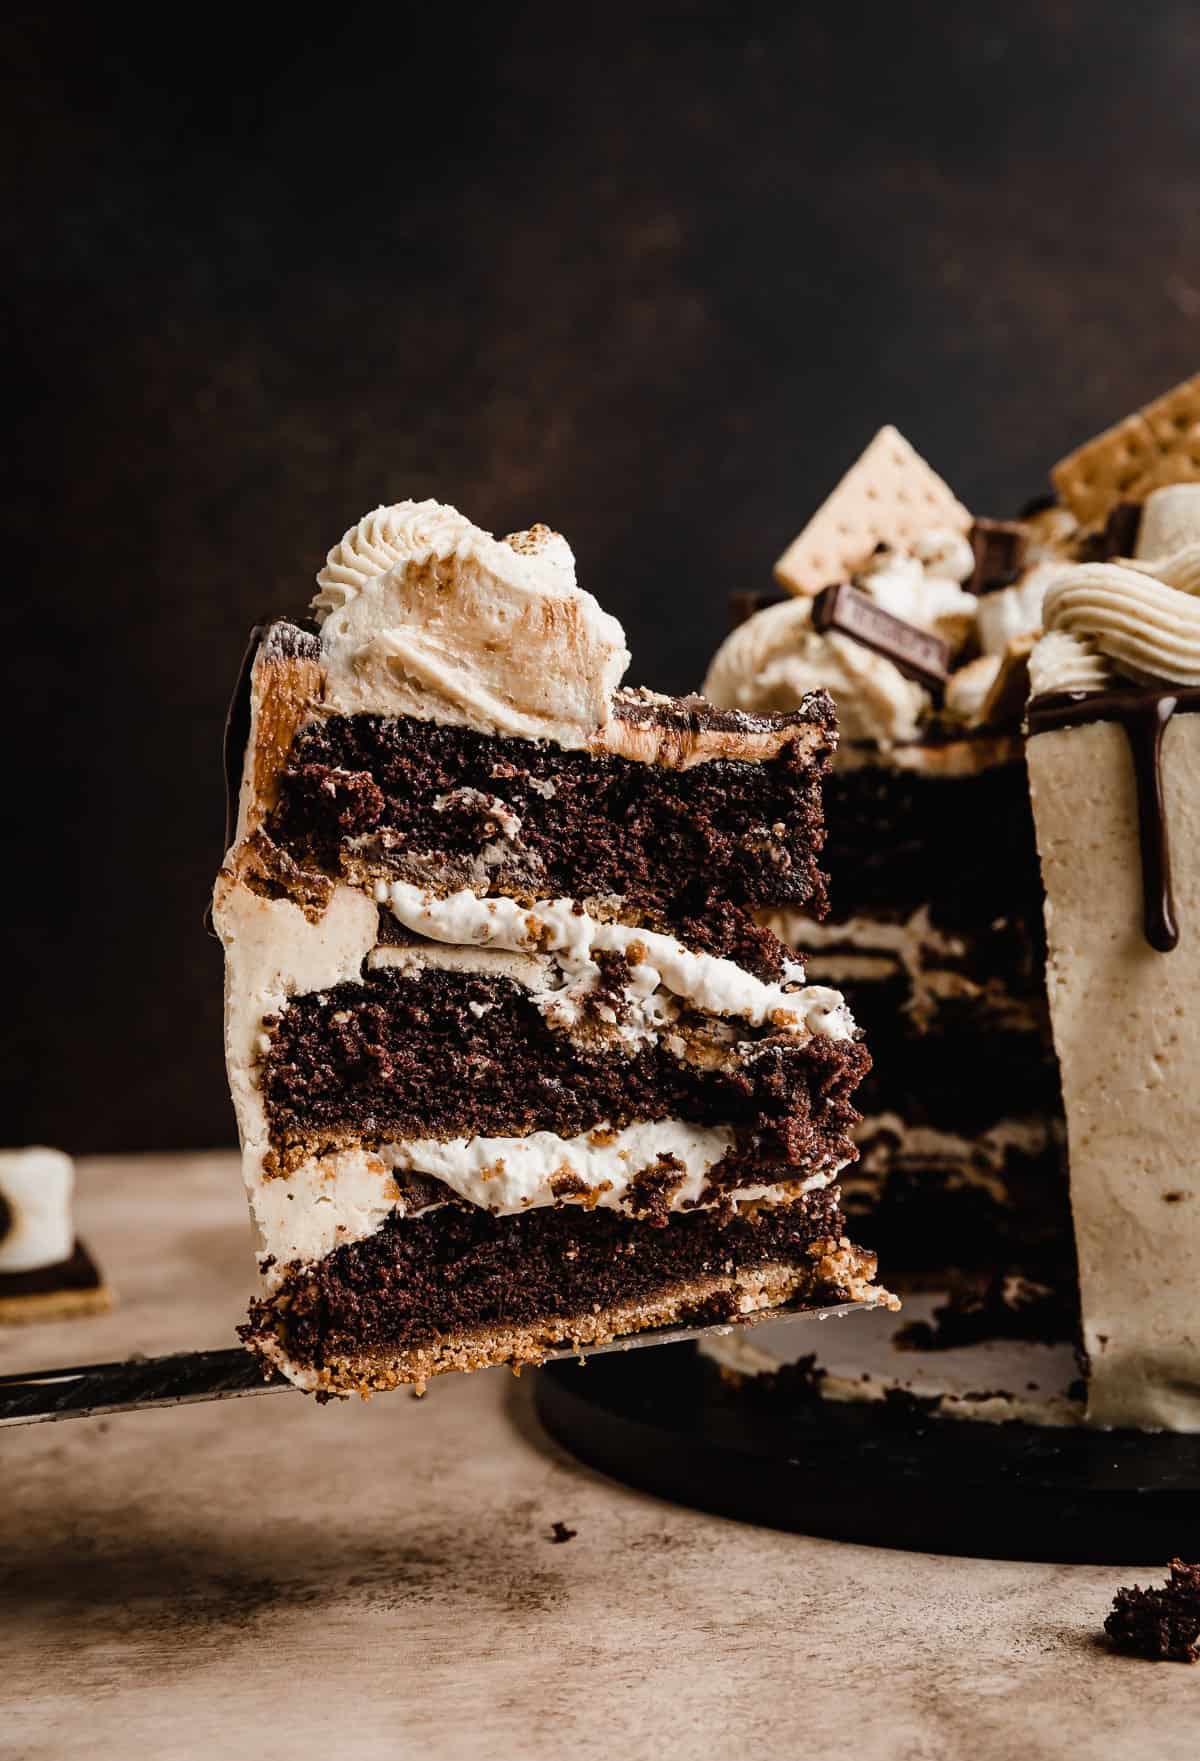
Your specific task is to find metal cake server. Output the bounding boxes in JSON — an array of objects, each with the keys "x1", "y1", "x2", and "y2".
[{"x1": 0, "y1": 1301, "x2": 872, "y2": 1427}]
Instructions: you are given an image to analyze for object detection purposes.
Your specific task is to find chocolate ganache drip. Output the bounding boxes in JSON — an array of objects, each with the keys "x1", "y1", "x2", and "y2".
[
  {"x1": 1027, "y1": 499, "x2": 1200, "y2": 956},
  {"x1": 1027, "y1": 688, "x2": 1200, "y2": 953}
]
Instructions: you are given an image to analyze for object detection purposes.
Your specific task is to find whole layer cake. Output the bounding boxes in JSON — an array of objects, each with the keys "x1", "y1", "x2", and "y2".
[
  {"x1": 703, "y1": 372, "x2": 1200, "y2": 1433},
  {"x1": 214, "y1": 501, "x2": 889, "y2": 1394},
  {"x1": 704, "y1": 428, "x2": 1075, "y2": 1286}
]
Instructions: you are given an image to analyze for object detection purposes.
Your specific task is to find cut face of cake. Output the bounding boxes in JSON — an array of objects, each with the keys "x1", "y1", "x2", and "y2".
[
  {"x1": 0, "y1": 1148, "x2": 111, "y2": 1323},
  {"x1": 215, "y1": 502, "x2": 889, "y2": 1394},
  {"x1": 1027, "y1": 457, "x2": 1200, "y2": 1430},
  {"x1": 703, "y1": 435, "x2": 1072, "y2": 1288}
]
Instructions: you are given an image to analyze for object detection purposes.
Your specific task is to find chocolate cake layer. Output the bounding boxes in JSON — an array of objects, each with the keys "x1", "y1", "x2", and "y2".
[
  {"x1": 843, "y1": 1123, "x2": 1071, "y2": 1277},
  {"x1": 261, "y1": 965, "x2": 868, "y2": 1173},
  {"x1": 788, "y1": 756, "x2": 1061, "y2": 1142},
  {"x1": 830, "y1": 975, "x2": 1060, "y2": 1132},
  {"x1": 776, "y1": 754, "x2": 1069, "y2": 1276},
  {"x1": 245, "y1": 1187, "x2": 854, "y2": 1367},
  {"x1": 265, "y1": 703, "x2": 834, "y2": 927},
  {"x1": 823, "y1": 756, "x2": 1045, "y2": 927}
]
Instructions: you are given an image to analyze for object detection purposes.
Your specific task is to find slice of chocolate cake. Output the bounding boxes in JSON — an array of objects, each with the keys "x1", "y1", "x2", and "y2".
[
  {"x1": 214, "y1": 501, "x2": 888, "y2": 1394},
  {"x1": 703, "y1": 433, "x2": 1073, "y2": 1290}
]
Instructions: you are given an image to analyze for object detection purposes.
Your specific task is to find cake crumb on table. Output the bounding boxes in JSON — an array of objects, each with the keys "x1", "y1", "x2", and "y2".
[{"x1": 1104, "y1": 1561, "x2": 1200, "y2": 1662}]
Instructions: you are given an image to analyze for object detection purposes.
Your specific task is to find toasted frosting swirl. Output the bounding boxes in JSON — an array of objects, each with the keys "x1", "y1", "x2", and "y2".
[
  {"x1": 703, "y1": 528, "x2": 990, "y2": 753},
  {"x1": 703, "y1": 596, "x2": 928, "y2": 749},
  {"x1": 313, "y1": 502, "x2": 577, "y2": 616},
  {"x1": 310, "y1": 500, "x2": 631, "y2": 747}
]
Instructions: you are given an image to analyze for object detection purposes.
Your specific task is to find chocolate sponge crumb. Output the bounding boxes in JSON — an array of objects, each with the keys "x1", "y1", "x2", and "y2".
[{"x1": 1105, "y1": 1560, "x2": 1200, "y2": 1662}]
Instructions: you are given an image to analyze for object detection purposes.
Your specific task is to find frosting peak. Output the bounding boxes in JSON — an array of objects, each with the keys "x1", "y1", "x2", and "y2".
[{"x1": 312, "y1": 501, "x2": 631, "y2": 747}]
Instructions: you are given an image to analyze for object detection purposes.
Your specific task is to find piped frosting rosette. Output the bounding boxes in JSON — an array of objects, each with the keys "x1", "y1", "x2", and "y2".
[
  {"x1": 310, "y1": 500, "x2": 631, "y2": 747},
  {"x1": 1030, "y1": 544, "x2": 1200, "y2": 697}
]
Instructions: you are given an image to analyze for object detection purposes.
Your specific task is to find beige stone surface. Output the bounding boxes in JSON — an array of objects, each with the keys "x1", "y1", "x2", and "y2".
[{"x1": 1, "y1": 1153, "x2": 1195, "y2": 1761}]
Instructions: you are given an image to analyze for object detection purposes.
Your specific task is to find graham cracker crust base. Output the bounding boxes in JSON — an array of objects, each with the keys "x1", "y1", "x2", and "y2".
[
  {"x1": 253, "y1": 1238, "x2": 893, "y2": 1396},
  {"x1": 0, "y1": 1282, "x2": 114, "y2": 1325}
]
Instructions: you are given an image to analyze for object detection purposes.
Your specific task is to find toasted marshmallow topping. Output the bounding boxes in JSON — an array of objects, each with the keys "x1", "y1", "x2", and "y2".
[
  {"x1": 703, "y1": 597, "x2": 928, "y2": 748},
  {"x1": 942, "y1": 653, "x2": 1002, "y2": 724},
  {"x1": 704, "y1": 532, "x2": 977, "y2": 750},
  {"x1": 1137, "y1": 485, "x2": 1200, "y2": 561},
  {"x1": 313, "y1": 501, "x2": 630, "y2": 748},
  {"x1": 977, "y1": 560, "x2": 1068, "y2": 656},
  {"x1": 857, "y1": 532, "x2": 976, "y2": 647}
]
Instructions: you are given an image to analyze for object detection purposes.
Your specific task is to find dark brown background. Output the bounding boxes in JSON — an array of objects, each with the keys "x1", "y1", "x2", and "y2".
[{"x1": 4, "y1": 2, "x2": 1199, "y2": 1152}]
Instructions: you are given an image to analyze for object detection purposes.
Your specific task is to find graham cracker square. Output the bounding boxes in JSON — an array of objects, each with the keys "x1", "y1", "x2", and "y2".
[{"x1": 774, "y1": 425, "x2": 970, "y2": 596}]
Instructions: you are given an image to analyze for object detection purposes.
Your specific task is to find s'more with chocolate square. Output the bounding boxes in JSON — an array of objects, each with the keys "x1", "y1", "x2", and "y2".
[{"x1": 0, "y1": 1148, "x2": 111, "y2": 1323}]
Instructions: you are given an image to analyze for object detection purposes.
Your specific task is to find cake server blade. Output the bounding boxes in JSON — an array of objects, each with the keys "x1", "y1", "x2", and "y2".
[{"x1": 0, "y1": 1300, "x2": 875, "y2": 1428}]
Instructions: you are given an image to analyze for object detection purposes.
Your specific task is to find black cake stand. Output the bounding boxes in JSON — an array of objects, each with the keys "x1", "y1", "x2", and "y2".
[{"x1": 534, "y1": 1340, "x2": 1200, "y2": 1564}]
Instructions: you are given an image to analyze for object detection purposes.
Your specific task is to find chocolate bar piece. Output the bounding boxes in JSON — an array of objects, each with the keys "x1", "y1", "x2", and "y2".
[
  {"x1": 968, "y1": 519, "x2": 1029, "y2": 594},
  {"x1": 729, "y1": 588, "x2": 789, "y2": 629},
  {"x1": 980, "y1": 638, "x2": 1035, "y2": 727},
  {"x1": 810, "y1": 582, "x2": 949, "y2": 694},
  {"x1": 1077, "y1": 500, "x2": 1143, "y2": 563}
]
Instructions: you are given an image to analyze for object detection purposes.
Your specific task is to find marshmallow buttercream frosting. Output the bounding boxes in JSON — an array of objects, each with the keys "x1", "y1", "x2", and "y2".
[{"x1": 312, "y1": 500, "x2": 631, "y2": 746}]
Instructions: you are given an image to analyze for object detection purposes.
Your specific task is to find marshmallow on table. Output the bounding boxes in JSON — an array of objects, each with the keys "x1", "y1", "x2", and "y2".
[{"x1": 0, "y1": 1147, "x2": 74, "y2": 1273}]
